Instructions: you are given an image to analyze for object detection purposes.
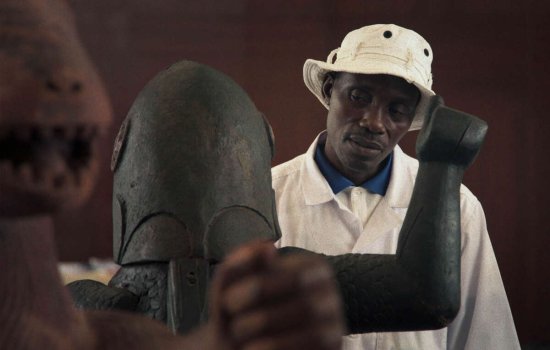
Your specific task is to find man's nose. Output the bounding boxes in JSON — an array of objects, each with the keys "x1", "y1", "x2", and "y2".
[{"x1": 358, "y1": 107, "x2": 385, "y2": 133}]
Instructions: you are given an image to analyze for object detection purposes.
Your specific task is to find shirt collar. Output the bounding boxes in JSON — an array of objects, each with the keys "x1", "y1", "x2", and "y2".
[{"x1": 314, "y1": 142, "x2": 393, "y2": 195}]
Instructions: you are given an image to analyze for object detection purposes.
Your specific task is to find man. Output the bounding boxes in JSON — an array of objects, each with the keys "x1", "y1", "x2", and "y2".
[{"x1": 272, "y1": 24, "x2": 520, "y2": 349}]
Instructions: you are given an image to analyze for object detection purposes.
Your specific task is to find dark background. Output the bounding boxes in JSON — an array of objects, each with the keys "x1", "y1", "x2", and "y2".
[{"x1": 56, "y1": 0, "x2": 550, "y2": 346}]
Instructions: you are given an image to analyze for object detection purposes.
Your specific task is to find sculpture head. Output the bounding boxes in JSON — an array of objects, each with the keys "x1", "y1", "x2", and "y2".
[
  {"x1": 112, "y1": 60, "x2": 280, "y2": 265},
  {"x1": 0, "y1": 0, "x2": 112, "y2": 217}
]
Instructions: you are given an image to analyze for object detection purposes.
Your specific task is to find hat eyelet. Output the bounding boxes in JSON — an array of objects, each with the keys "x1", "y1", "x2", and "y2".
[
  {"x1": 331, "y1": 53, "x2": 338, "y2": 64},
  {"x1": 424, "y1": 48, "x2": 429, "y2": 57},
  {"x1": 383, "y1": 30, "x2": 392, "y2": 38}
]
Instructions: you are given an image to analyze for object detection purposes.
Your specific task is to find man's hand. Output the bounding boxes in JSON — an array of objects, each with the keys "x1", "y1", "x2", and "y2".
[{"x1": 209, "y1": 241, "x2": 345, "y2": 350}]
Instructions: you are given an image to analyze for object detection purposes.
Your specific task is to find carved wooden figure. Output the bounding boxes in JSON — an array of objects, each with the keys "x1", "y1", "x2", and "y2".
[
  {"x1": 0, "y1": 0, "x2": 176, "y2": 348},
  {"x1": 0, "y1": 0, "x2": 111, "y2": 216},
  {"x1": 0, "y1": 0, "x2": 190, "y2": 348}
]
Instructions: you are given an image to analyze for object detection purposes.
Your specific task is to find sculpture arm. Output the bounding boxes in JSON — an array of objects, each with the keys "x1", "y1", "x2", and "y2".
[
  {"x1": 283, "y1": 162, "x2": 464, "y2": 333},
  {"x1": 67, "y1": 279, "x2": 139, "y2": 312},
  {"x1": 326, "y1": 164, "x2": 461, "y2": 334}
]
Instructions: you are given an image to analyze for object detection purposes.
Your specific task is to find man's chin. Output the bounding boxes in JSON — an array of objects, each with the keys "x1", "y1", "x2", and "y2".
[{"x1": 343, "y1": 155, "x2": 389, "y2": 180}]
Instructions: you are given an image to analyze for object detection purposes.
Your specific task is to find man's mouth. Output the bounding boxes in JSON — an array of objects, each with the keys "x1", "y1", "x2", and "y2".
[
  {"x1": 347, "y1": 135, "x2": 383, "y2": 151},
  {"x1": 0, "y1": 123, "x2": 100, "y2": 190}
]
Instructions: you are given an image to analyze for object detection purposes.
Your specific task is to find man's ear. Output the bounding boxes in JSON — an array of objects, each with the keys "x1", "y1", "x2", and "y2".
[{"x1": 321, "y1": 74, "x2": 335, "y2": 105}]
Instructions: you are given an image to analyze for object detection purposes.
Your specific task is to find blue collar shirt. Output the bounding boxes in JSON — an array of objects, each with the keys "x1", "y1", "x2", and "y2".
[
  {"x1": 313, "y1": 141, "x2": 394, "y2": 233},
  {"x1": 314, "y1": 143, "x2": 393, "y2": 196}
]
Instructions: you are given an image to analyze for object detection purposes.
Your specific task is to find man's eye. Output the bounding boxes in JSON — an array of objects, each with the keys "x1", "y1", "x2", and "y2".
[
  {"x1": 389, "y1": 105, "x2": 414, "y2": 119},
  {"x1": 390, "y1": 107, "x2": 406, "y2": 115},
  {"x1": 349, "y1": 90, "x2": 371, "y2": 103}
]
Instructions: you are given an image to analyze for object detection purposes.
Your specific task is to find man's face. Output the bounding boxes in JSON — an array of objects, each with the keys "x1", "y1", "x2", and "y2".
[{"x1": 323, "y1": 72, "x2": 420, "y2": 184}]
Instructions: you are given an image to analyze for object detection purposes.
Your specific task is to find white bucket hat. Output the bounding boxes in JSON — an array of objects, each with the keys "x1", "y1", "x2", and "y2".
[{"x1": 303, "y1": 24, "x2": 435, "y2": 131}]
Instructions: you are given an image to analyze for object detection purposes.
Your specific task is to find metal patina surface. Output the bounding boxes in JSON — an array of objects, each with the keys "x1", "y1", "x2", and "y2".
[{"x1": 71, "y1": 60, "x2": 281, "y2": 333}]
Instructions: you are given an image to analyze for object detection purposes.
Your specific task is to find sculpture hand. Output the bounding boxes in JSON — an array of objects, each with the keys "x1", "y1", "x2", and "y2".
[
  {"x1": 416, "y1": 95, "x2": 488, "y2": 167},
  {"x1": 209, "y1": 241, "x2": 344, "y2": 350}
]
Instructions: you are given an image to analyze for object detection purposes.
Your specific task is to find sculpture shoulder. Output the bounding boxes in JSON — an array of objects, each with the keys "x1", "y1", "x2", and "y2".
[{"x1": 67, "y1": 279, "x2": 139, "y2": 312}]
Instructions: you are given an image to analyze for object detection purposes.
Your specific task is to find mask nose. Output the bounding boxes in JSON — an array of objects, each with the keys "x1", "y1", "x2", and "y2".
[{"x1": 44, "y1": 69, "x2": 84, "y2": 95}]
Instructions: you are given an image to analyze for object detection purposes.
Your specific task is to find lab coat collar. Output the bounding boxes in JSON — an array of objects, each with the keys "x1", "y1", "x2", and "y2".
[
  {"x1": 300, "y1": 132, "x2": 335, "y2": 206},
  {"x1": 300, "y1": 132, "x2": 417, "y2": 209},
  {"x1": 351, "y1": 146, "x2": 417, "y2": 250},
  {"x1": 385, "y1": 145, "x2": 417, "y2": 209}
]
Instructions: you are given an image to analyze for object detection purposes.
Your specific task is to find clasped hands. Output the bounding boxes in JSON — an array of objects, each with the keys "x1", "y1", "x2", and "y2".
[{"x1": 202, "y1": 241, "x2": 345, "y2": 350}]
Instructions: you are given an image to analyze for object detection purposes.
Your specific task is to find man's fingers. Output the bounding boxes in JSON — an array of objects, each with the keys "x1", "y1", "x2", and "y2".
[
  {"x1": 213, "y1": 240, "x2": 277, "y2": 290},
  {"x1": 222, "y1": 254, "x2": 333, "y2": 315},
  {"x1": 223, "y1": 251, "x2": 345, "y2": 350},
  {"x1": 209, "y1": 240, "x2": 277, "y2": 331},
  {"x1": 229, "y1": 282, "x2": 342, "y2": 343},
  {"x1": 211, "y1": 246, "x2": 345, "y2": 350},
  {"x1": 212, "y1": 241, "x2": 276, "y2": 300},
  {"x1": 279, "y1": 253, "x2": 334, "y2": 289}
]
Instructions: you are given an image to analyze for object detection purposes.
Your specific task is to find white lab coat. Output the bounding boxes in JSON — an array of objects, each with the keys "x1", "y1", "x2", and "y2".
[{"x1": 272, "y1": 133, "x2": 520, "y2": 350}]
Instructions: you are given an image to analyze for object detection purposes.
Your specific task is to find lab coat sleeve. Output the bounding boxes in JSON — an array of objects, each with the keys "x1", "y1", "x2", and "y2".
[{"x1": 446, "y1": 194, "x2": 520, "y2": 349}]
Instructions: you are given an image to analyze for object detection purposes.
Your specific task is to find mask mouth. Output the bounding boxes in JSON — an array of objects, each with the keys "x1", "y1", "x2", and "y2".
[{"x1": 0, "y1": 122, "x2": 103, "y2": 193}]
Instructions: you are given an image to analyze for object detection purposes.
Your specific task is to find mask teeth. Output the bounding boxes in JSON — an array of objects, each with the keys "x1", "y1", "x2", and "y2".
[
  {"x1": 51, "y1": 126, "x2": 65, "y2": 140},
  {"x1": 74, "y1": 167, "x2": 82, "y2": 186},
  {"x1": 75, "y1": 125, "x2": 86, "y2": 139},
  {"x1": 51, "y1": 173, "x2": 68, "y2": 189},
  {"x1": 0, "y1": 123, "x2": 99, "y2": 190},
  {"x1": 30, "y1": 126, "x2": 44, "y2": 142},
  {"x1": 32, "y1": 161, "x2": 45, "y2": 183},
  {"x1": 13, "y1": 127, "x2": 32, "y2": 142},
  {"x1": 65, "y1": 125, "x2": 78, "y2": 140}
]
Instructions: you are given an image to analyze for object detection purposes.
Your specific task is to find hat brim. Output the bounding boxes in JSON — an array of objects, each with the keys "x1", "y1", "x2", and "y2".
[{"x1": 303, "y1": 58, "x2": 435, "y2": 131}]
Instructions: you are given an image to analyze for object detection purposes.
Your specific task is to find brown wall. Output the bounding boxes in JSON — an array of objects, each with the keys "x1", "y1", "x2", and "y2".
[{"x1": 56, "y1": 0, "x2": 550, "y2": 345}]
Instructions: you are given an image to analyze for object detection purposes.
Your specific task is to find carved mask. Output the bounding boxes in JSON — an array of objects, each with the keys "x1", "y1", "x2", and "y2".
[{"x1": 0, "y1": 0, "x2": 113, "y2": 217}]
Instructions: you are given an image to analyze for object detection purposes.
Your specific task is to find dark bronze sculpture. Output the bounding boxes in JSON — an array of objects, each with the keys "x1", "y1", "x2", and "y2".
[
  {"x1": 69, "y1": 58, "x2": 487, "y2": 334},
  {"x1": 111, "y1": 59, "x2": 281, "y2": 333},
  {"x1": 71, "y1": 60, "x2": 282, "y2": 333}
]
